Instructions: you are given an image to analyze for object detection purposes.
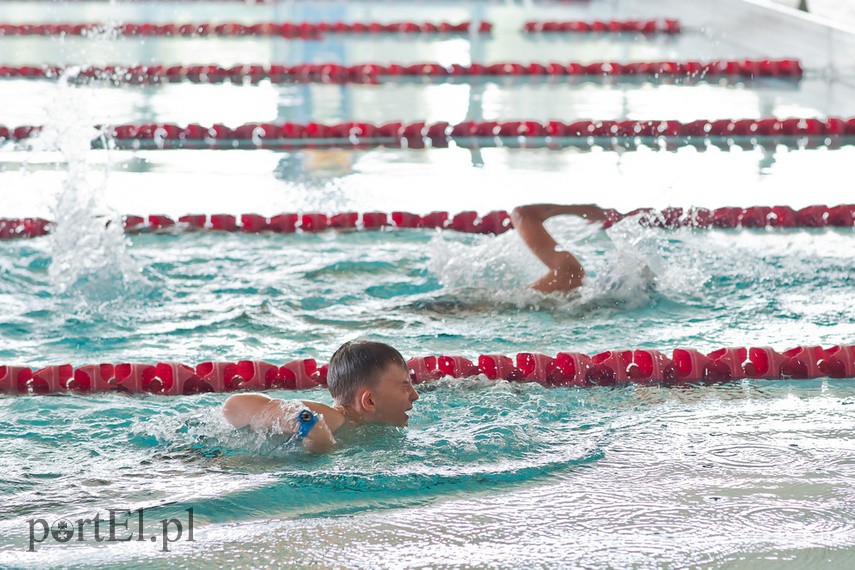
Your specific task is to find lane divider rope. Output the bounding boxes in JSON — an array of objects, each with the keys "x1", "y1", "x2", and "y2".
[
  {"x1": 2, "y1": 205, "x2": 853, "y2": 240},
  {"x1": 522, "y1": 19, "x2": 681, "y2": 33},
  {"x1": 0, "y1": 59, "x2": 803, "y2": 84},
  {"x1": 2, "y1": 344, "x2": 853, "y2": 395},
  {"x1": 0, "y1": 21, "x2": 490, "y2": 37},
  {"x1": 2, "y1": 118, "x2": 853, "y2": 151},
  {"x1": 0, "y1": 19, "x2": 683, "y2": 37}
]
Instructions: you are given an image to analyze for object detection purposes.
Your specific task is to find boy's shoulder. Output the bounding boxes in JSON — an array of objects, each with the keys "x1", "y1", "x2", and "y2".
[
  {"x1": 223, "y1": 393, "x2": 347, "y2": 434},
  {"x1": 302, "y1": 400, "x2": 347, "y2": 434}
]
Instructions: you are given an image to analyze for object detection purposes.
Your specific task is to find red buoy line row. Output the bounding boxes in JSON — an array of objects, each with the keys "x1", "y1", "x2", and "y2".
[
  {"x1": 0, "y1": 19, "x2": 682, "y2": 37},
  {"x1": 2, "y1": 205, "x2": 852, "y2": 241},
  {"x1": 2, "y1": 344, "x2": 853, "y2": 396},
  {"x1": 0, "y1": 21, "x2": 489, "y2": 38},
  {"x1": 0, "y1": 59, "x2": 802, "y2": 85},
  {"x1": 523, "y1": 19, "x2": 680, "y2": 34},
  {"x1": 3, "y1": 118, "x2": 853, "y2": 151}
]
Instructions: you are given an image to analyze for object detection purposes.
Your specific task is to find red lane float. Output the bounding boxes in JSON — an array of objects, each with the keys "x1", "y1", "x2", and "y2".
[
  {"x1": 1, "y1": 359, "x2": 324, "y2": 395},
  {"x1": 1, "y1": 204, "x2": 852, "y2": 242},
  {"x1": 601, "y1": 204, "x2": 855, "y2": 229},
  {"x1": 2, "y1": 344, "x2": 853, "y2": 395},
  {"x1": 523, "y1": 19, "x2": 681, "y2": 34},
  {"x1": 3, "y1": 117, "x2": 852, "y2": 151},
  {"x1": 0, "y1": 59, "x2": 803, "y2": 84},
  {"x1": 0, "y1": 21, "x2": 489, "y2": 38},
  {"x1": 0, "y1": 218, "x2": 51, "y2": 238}
]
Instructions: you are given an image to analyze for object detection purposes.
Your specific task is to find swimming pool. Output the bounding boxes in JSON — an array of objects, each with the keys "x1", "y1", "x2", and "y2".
[{"x1": 1, "y1": 0, "x2": 854, "y2": 567}]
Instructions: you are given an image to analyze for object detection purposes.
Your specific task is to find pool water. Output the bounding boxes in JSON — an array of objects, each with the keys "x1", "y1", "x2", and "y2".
[
  {"x1": 1, "y1": 0, "x2": 854, "y2": 568},
  {"x1": 3, "y1": 374, "x2": 855, "y2": 567},
  {"x1": 1, "y1": 221, "x2": 854, "y2": 363}
]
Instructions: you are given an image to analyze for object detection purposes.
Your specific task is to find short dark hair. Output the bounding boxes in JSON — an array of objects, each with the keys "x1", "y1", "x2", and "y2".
[{"x1": 327, "y1": 340, "x2": 407, "y2": 405}]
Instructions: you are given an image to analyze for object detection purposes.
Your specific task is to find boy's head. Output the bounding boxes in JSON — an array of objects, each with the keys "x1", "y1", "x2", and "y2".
[{"x1": 327, "y1": 340, "x2": 417, "y2": 426}]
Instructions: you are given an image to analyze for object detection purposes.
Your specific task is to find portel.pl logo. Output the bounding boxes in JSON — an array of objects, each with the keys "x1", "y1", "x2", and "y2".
[{"x1": 27, "y1": 508, "x2": 194, "y2": 552}]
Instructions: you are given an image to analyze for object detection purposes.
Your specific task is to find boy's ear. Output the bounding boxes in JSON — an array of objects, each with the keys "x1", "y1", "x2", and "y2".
[{"x1": 356, "y1": 387, "x2": 376, "y2": 412}]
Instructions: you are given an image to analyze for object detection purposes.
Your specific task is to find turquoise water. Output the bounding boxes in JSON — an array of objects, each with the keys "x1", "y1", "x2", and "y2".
[
  {"x1": 3, "y1": 376, "x2": 855, "y2": 567},
  {"x1": 2, "y1": 0, "x2": 855, "y2": 567},
  {"x1": 1, "y1": 223, "x2": 854, "y2": 567},
  {"x1": 1, "y1": 223, "x2": 853, "y2": 364}
]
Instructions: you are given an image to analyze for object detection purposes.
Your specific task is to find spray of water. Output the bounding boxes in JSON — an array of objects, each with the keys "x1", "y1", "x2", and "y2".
[
  {"x1": 603, "y1": 215, "x2": 711, "y2": 302},
  {"x1": 29, "y1": 71, "x2": 141, "y2": 301},
  {"x1": 425, "y1": 214, "x2": 711, "y2": 312}
]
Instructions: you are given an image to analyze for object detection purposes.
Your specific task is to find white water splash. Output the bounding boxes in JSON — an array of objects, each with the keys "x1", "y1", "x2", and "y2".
[
  {"x1": 602, "y1": 215, "x2": 711, "y2": 303},
  {"x1": 29, "y1": 72, "x2": 141, "y2": 299},
  {"x1": 426, "y1": 215, "x2": 711, "y2": 311},
  {"x1": 427, "y1": 228, "x2": 538, "y2": 292}
]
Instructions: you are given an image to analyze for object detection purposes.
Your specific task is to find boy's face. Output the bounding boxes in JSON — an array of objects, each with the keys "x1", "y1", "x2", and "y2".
[{"x1": 364, "y1": 363, "x2": 419, "y2": 426}]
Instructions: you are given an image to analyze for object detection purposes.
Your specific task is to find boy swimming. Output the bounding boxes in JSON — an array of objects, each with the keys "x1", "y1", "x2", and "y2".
[
  {"x1": 222, "y1": 340, "x2": 418, "y2": 453},
  {"x1": 222, "y1": 204, "x2": 606, "y2": 451}
]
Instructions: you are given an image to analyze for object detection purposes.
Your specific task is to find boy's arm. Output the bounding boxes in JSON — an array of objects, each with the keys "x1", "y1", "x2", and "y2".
[
  {"x1": 511, "y1": 204, "x2": 606, "y2": 266},
  {"x1": 513, "y1": 204, "x2": 608, "y2": 224},
  {"x1": 511, "y1": 204, "x2": 606, "y2": 293},
  {"x1": 222, "y1": 394, "x2": 337, "y2": 453}
]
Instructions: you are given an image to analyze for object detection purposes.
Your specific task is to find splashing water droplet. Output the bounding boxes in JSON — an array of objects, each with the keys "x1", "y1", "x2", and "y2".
[
  {"x1": 425, "y1": 214, "x2": 711, "y2": 312},
  {"x1": 29, "y1": 72, "x2": 141, "y2": 298}
]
